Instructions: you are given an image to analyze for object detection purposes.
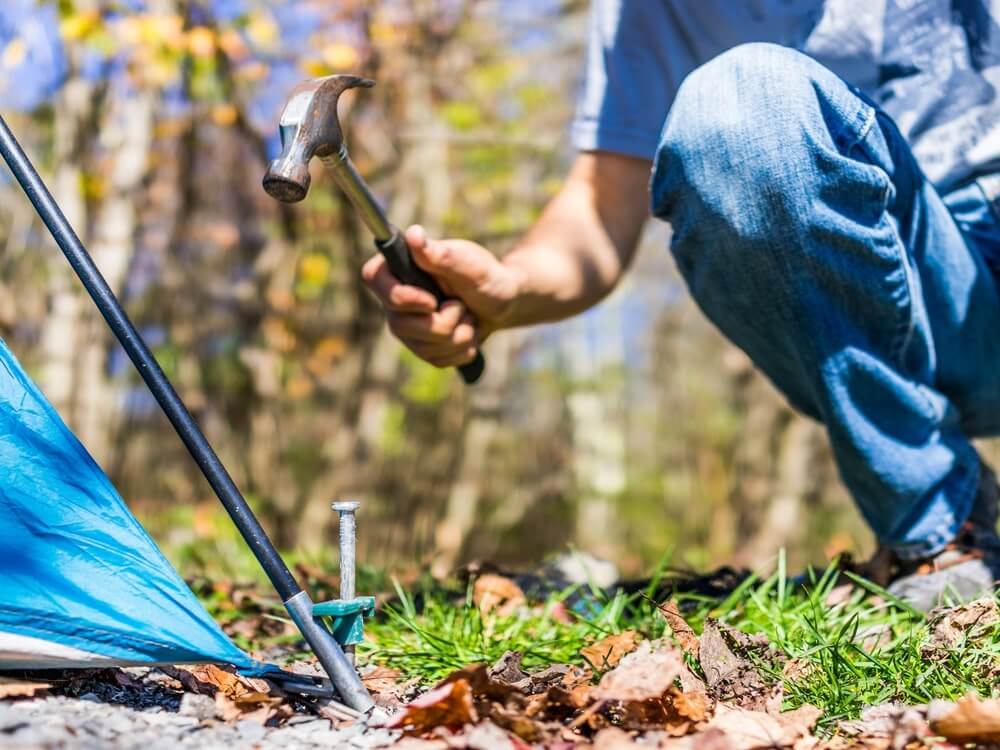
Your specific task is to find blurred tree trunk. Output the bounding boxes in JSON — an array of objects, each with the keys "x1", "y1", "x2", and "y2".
[
  {"x1": 566, "y1": 301, "x2": 627, "y2": 562},
  {"x1": 40, "y1": 1, "x2": 162, "y2": 468},
  {"x1": 40, "y1": 75, "x2": 95, "y2": 425},
  {"x1": 432, "y1": 336, "x2": 510, "y2": 576},
  {"x1": 723, "y1": 349, "x2": 830, "y2": 568},
  {"x1": 75, "y1": 90, "x2": 155, "y2": 463}
]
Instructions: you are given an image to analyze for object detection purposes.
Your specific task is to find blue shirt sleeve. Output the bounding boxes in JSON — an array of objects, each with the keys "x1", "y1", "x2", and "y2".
[{"x1": 571, "y1": 0, "x2": 679, "y2": 161}]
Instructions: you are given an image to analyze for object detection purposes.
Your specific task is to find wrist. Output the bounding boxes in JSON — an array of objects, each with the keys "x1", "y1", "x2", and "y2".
[{"x1": 479, "y1": 257, "x2": 528, "y2": 338}]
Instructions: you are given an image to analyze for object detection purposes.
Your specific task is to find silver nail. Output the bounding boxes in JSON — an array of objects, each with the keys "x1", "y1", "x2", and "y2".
[{"x1": 332, "y1": 500, "x2": 361, "y2": 664}]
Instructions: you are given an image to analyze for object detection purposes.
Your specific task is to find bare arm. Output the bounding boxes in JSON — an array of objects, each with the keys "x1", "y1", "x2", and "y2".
[
  {"x1": 495, "y1": 151, "x2": 652, "y2": 330},
  {"x1": 361, "y1": 151, "x2": 652, "y2": 367}
]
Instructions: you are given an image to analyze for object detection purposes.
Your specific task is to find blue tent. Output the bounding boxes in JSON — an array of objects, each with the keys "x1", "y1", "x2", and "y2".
[{"x1": 0, "y1": 337, "x2": 255, "y2": 670}]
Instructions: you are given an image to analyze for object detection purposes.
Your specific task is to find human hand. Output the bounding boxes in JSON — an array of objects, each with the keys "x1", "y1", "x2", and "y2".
[{"x1": 361, "y1": 225, "x2": 521, "y2": 368}]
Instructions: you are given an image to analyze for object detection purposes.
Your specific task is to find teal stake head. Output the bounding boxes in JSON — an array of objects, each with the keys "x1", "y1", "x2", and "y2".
[{"x1": 312, "y1": 596, "x2": 375, "y2": 646}]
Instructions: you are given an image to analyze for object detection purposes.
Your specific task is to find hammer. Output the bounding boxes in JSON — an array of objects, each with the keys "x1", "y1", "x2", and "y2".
[{"x1": 262, "y1": 75, "x2": 485, "y2": 384}]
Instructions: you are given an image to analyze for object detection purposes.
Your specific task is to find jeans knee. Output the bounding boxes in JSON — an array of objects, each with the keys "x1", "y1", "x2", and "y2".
[{"x1": 650, "y1": 43, "x2": 824, "y2": 222}]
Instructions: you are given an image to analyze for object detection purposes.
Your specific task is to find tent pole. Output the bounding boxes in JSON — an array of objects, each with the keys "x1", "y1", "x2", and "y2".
[{"x1": 0, "y1": 115, "x2": 373, "y2": 713}]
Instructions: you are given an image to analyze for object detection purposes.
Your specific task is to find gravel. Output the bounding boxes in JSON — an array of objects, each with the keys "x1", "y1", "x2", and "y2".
[
  {"x1": 0, "y1": 696, "x2": 402, "y2": 749},
  {"x1": 0, "y1": 669, "x2": 402, "y2": 750}
]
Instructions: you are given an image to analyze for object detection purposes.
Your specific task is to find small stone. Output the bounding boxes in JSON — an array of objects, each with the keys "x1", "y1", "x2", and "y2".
[
  {"x1": 349, "y1": 728, "x2": 405, "y2": 749},
  {"x1": 234, "y1": 719, "x2": 266, "y2": 742},
  {"x1": 104, "y1": 712, "x2": 136, "y2": 735},
  {"x1": 178, "y1": 693, "x2": 215, "y2": 721},
  {"x1": 78, "y1": 692, "x2": 102, "y2": 702},
  {"x1": 140, "y1": 710, "x2": 179, "y2": 725},
  {"x1": 0, "y1": 705, "x2": 26, "y2": 728},
  {"x1": 286, "y1": 714, "x2": 322, "y2": 726}
]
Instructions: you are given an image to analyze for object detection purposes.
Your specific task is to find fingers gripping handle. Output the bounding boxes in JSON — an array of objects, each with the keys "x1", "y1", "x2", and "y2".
[{"x1": 376, "y1": 229, "x2": 485, "y2": 384}]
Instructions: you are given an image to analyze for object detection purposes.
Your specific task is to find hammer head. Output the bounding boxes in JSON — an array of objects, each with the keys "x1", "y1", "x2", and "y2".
[{"x1": 262, "y1": 74, "x2": 374, "y2": 203}]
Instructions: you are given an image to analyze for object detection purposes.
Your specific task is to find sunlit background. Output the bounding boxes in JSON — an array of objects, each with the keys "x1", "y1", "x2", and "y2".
[{"x1": 0, "y1": 0, "x2": 920, "y2": 583}]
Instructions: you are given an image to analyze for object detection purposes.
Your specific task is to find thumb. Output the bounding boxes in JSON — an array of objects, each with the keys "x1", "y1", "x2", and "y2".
[{"x1": 407, "y1": 228, "x2": 488, "y2": 293}]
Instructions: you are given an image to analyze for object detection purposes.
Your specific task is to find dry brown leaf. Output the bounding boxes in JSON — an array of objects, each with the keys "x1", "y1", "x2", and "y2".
[
  {"x1": 482, "y1": 700, "x2": 552, "y2": 744},
  {"x1": 781, "y1": 659, "x2": 817, "y2": 684},
  {"x1": 489, "y1": 653, "x2": 592, "y2": 698},
  {"x1": 441, "y1": 663, "x2": 527, "y2": 705},
  {"x1": 178, "y1": 664, "x2": 271, "y2": 699},
  {"x1": 363, "y1": 665, "x2": 405, "y2": 694},
  {"x1": 592, "y1": 726, "x2": 642, "y2": 749},
  {"x1": 824, "y1": 583, "x2": 854, "y2": 608},
  {"x1": 213, "y1": 691, "x2": 279, "y2": 724},
  {"x1": 390, "y1": 739, "x2": 450, "y2": 750},
  {"x1": 644, "y1": 636, "x2": 708, "y2": 695},
  {"x1": 0, "y1": 678, "x2": 49, "y2": 699},
  {"x1": 657, "y1": 689, "x2": 715, "y2": 738},
  {"x1": 774, "y1": 705, "x2": 822, "y2": 736},
  {"x1": 473, "y1": 574, "x2": 526, "y2": 616},
  {"x1": 835, "y1": 703, "x2": 928, "y2": 748},
  {"x1": 707, "y1": 704, "x2": 818, "y2": 750},
  {"x1": 811, "y1": 740, "x2": 878, "y2": 750},
  {"x1": 699, "y1": 620, "x2": 779, "y2": 711},
  {"x1": 929, "y1": 692, "x2": 1000, "y2": 742},
  {"x1": 489, "y1": 652, "x2": 532, "y2": 686},
  {"x1": 658, "y1": 601, "x2": 701, "y2": 658},
  {"x1": 856, "y1": 624, "x2": 892, "y2": 653},
  {"x1": 589, "y1": 644, "x2": 712, "y2": 732},
  {"x1": 111, "y1": 670, "x2": 145, "y2": 690},
  {"x1": 172, "y1": 664, "x2": 281, "y2": 724},
  {"x1": 549, "y1": 601, "x2": 575, "y2": 624},
  {"x1": 461, "y1": 721, "x2": 533, "y2": 750},
  {"x1": 527, "y1": 683, "x2": 595, "y2": 720},
  {"x1": 674, "y1": 690, "x2": 712, "y2": 723},
  {"x1": 388, "y1": 679, "x2": 478, "y2": 735},
  {"x1": 658, "y1": 727, "x2": 732, "y2": 750},
  {"x1": 582, "y1": 631, "x2": 642, "y2": 671},
  {"x1": 924, "y1": 598, "x2": 1000, "y2": 654},
  {"x1": 595, "y1": 645, "x2": 685, "y2": 703}
]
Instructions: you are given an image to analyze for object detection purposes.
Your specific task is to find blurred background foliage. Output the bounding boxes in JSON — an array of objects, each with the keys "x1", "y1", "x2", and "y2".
[{"x1": 2, "y1": 0, "x2": 955, "y2": 583}]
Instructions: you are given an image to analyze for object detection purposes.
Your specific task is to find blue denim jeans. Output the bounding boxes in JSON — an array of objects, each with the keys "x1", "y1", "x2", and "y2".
[{"x1": 650, "y1": 43, "x2": 1000, "y2": 559}]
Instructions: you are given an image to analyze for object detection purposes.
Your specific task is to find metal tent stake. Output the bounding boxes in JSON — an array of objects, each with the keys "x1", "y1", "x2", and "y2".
[{"x1": 0, "y1": 115, "x2": 373, "y2": 714}]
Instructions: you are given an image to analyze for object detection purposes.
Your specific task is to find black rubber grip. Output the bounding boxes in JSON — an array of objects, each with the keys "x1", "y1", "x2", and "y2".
[{"x1": 376, "y1": 229, "x2": 485, "y2": 384}]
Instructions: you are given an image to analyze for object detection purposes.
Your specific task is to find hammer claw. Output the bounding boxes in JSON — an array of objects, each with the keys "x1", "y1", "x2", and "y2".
[{"x1": 263, "y1": 74, "x2": 486, "y2": 384}]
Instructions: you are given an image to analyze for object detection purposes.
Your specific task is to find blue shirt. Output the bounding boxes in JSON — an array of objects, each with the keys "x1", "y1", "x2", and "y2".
[{"x1": 572, "y1": 0, "x2": 1000, "y2": 192}]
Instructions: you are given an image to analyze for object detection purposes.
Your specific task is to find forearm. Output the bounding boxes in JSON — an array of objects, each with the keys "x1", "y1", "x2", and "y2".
[
  {"x1": 492, "y1": 152, "x2": 651, "y2": 331},
  {"x1": 365, "y1": 152, "x2": 652, "y2": 367}
]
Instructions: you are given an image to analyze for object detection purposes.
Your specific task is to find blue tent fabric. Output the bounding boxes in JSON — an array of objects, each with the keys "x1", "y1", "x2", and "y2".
[{"x1": 0, "y1": 337, "x2": 257, "y2": 670}]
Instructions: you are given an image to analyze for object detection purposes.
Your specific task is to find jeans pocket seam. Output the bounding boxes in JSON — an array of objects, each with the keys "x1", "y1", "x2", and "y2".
[
  {"x1": 880, "y1": 224, "x2": 941, "y2": 427},
  {"x1": 875, "y1": 207, "x2": 918, "y2": 369},
  {"x1": 831, "y1": 101, "x2": 878, "y2": 155}
]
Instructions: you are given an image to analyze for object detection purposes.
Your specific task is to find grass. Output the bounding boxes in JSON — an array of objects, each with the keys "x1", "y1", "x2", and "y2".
[
  {"x1": 185, "y1": 541, "x2": 1000, "y2": 727},
  {"x1": 361, "y1": 553, "x2": 1000, "y2": 726},
  {"x1": 361, "y1": 579, "x2": 650, "y2": 683}
]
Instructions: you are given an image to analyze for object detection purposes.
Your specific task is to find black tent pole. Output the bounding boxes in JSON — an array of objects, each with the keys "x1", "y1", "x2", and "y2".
[{"x1": 0, "y1": 115, "x2": 372, "y2": 713}]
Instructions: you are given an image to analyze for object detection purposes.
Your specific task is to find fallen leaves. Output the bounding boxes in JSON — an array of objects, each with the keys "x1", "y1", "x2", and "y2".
[
  {"x1": 592, "y1": 644, "x2": 710, "y2": 734},
  {"x1": 490, "y1": 651, "x2": 592, "y2": 696},
  {"x1": 698, "y1": 620, "x2": 780, "y2": 712},
  {"x1": 384, "y1": 636, "x2": 832, "y2": 750},
  {"x1": 10, "y1": 576, "x2": 1000, "y2": 749},
  {"x1": 0, "y1": 678, "x2": 50, "y2": 698},
  {"x1": 929, "y1": 692, "x2": 1000, "y2": 743},
  {"x1": 658, "y1": 600, "x2": 701, "y2": 659},
  {"x1": 581, "y1": 630, "x2": 641, "y2": 671},
  {"x1": 364, "y1": 664, "x2": 407, "y2": 694},
  {"x1": 389, "y1": 679, "x2": 478, "y2": 734},
  {"x1": 171, "y1": 664, "x2": 286, "y2": 724},
  {"x1": 363, "y1": 664, "x2": 415, "y2": 709},
  {"x1": 473, "y1": 574, "x2": 527, "y2": 617},
  {"x1": 594, "y1": 645, "x2": 685, "y2": 703},
  {"x1": 706, "y1": 704, "x2": 819, "y2": 750},
  {"x1": 923, "y1": 596, "x2": 999, "y2": 654}
]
